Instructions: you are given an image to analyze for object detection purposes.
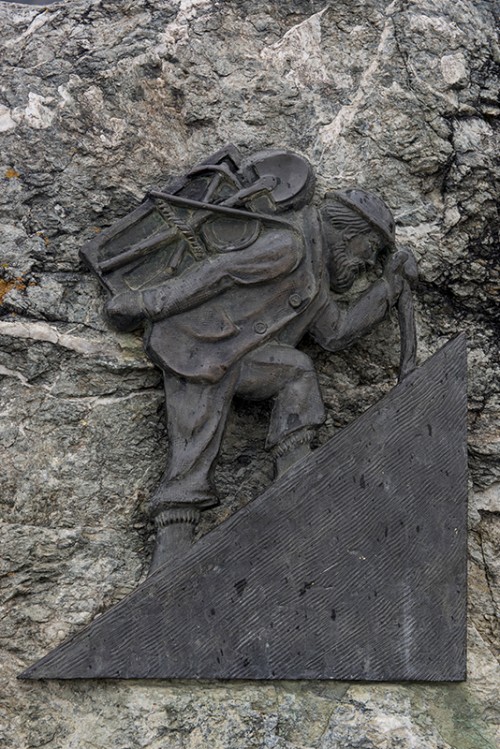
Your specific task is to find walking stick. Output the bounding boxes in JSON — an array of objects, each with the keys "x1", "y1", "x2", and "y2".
[{"x1": 397, "y1": 278, "x2": 417, "y2": 382}]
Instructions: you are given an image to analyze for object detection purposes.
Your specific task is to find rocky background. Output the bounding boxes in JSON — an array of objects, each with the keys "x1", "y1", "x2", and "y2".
[{"x1": 0, "y1": 0, "x2": 498, "y2": 747}]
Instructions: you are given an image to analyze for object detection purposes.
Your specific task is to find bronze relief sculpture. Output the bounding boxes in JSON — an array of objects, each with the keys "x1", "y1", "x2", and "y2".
[
  {"x1": 21, "y1": 146, "x2": 466, "y2": 681},
  {"x1": 83, "y1": 145, "x2": 418, "y2": 571}
]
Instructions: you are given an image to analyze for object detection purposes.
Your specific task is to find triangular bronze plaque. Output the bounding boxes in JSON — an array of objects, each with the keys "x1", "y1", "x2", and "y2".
[{"x1": 20, "y1": 335, "x2": 467, "y2": 681}]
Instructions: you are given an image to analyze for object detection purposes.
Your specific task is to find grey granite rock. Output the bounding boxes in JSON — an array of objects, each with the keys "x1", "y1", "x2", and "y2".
[{"x1": 0, "y1": 0, "x2": 498, "y2": 747}]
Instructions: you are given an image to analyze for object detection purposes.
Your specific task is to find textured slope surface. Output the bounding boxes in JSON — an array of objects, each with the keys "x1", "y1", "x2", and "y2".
[{"x1": 21, "y1": 336, "x2": 467, "y2": 681}]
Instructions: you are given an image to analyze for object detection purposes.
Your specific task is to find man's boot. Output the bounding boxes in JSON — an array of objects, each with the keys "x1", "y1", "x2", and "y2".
[
  {"x1": 148, "y1": 507, "x2": 200, "y2": 575},
  {"x1": 272, "y1": 428, "x2": 314, "y2": 479}
]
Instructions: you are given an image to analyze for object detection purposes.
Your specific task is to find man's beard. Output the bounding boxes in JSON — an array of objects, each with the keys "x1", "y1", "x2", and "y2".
[{"x1": 327, "y1": 240, "x2": 366, "y2": 293}]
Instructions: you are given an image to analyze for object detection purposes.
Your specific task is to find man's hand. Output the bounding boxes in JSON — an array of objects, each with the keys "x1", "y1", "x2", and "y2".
[
  {"x1": 383, "y1": 249, "x2": 418, "y2": 304},
  {"x1": 105, "y1": 291, "x2": 145, "y2": 332}
]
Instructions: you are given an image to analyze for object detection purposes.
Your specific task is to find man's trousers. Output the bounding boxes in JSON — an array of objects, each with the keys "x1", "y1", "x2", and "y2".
[{"x1": 149, "y1": 341, "x2": 325, "y2": 519}]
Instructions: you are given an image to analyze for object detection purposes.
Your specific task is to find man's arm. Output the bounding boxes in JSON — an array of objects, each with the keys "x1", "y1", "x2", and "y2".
[
  {"x1": 106, "y1": 228, "x2": 302, "y2": 332},
  {"x1": 310, "y1": 250, "x2": 417, "y2": 352}
]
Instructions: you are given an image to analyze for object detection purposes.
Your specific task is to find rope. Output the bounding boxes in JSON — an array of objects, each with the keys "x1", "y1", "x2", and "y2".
[{"x1": 158, "y1": 201, "x2": 207, "y2": 261}]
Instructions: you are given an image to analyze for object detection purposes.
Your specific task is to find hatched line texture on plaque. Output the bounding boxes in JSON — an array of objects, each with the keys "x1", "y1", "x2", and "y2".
[{"x1": 20, "y1": 334, "x2": 467, "y2": 681}]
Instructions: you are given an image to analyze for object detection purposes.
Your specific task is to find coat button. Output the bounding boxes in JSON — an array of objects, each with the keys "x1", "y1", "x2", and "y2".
[
  {"x1": 254, "y1": 321, "x2": 268, "y2": 334},
  {"x1": 288, "y1": 293, "x2": 302, "y2": 308}
]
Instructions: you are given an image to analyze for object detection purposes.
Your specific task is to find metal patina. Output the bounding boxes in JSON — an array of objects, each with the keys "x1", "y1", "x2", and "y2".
[
  {"x1": 20, "y1": 146, "x2": 467, "y2": 682},
  {"x1": 80, "y1": 145, "x2": 419, "y2": 571}
]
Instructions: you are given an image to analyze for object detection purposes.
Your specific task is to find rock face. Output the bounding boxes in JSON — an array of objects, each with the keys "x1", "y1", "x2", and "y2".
[{"x1": 0, "y1": 0, "x2": 498, "y2": 747}]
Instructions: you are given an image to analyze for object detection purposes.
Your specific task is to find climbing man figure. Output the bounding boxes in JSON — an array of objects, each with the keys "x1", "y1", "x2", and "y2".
[{"x1": 81, "y1": 146, "x2": 417, "y2": 571}]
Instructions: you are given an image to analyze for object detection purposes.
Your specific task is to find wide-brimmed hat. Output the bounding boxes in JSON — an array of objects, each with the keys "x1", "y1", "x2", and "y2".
[{"x1": 326, "y1": 188, "x2": 396, "y2": 247}]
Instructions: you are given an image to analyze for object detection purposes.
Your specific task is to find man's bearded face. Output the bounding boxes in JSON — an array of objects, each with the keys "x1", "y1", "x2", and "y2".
[
  {"x1": 346, "y1": 230, "x2": 386, "y2": 270},
  {"x1": 327, "y1": 226, "x2": 387, "y2": 293}
]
